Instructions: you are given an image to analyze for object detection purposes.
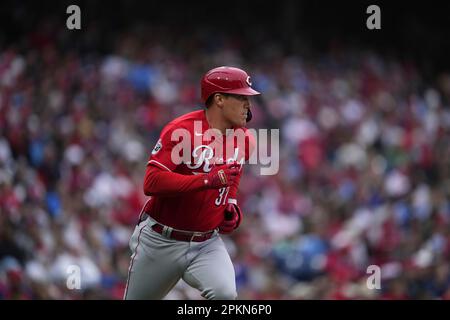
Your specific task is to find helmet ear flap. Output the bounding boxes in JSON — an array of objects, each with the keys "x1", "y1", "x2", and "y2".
[{"x1": 246, "y1": 109, "x2": 252, "y2": 122}]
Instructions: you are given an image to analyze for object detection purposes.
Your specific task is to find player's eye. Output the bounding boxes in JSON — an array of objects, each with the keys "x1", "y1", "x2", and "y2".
[{"x1": 233, "y1": 95, "x2": 247, "y2": 101}]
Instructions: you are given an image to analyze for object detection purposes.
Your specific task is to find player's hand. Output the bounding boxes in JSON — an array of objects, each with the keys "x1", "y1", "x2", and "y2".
[
  {"x1": 218, "y1": 203, "x2": 242, "y2": 234},
  {"x1": 203, "y1": 162, "x2": 240, "y2": 189}
]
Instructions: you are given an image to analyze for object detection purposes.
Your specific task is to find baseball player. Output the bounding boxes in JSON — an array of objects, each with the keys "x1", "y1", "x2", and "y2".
[{"x1": 124, "y1": 66, "x2": 260, "y2": 300}]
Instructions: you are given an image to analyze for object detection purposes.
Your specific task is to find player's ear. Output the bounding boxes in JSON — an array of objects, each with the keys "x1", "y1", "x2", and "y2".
[{"x1": 214, "y1": 93, "x2": 226, "y2": 109}]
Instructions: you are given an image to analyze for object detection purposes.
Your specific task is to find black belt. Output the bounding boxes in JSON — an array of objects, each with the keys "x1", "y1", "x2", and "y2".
[{"x1": 151, "y1": 224, "x2": 215, "y2": 242}]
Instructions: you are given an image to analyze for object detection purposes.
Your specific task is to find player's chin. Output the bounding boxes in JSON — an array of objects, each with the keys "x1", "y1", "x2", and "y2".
[{"x1": 235, "y1": 116, "x2": 247, "y2": 127}]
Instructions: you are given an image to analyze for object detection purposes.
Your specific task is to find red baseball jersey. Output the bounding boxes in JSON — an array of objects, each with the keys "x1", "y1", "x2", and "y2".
[{"x1": 145, "y1": 110, "x2": 254, "y2": 231}]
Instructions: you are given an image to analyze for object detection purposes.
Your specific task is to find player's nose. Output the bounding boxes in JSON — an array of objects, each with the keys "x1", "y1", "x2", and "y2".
[{"x1": 240, "y1": 96, "x2": 250, "y2": 106}]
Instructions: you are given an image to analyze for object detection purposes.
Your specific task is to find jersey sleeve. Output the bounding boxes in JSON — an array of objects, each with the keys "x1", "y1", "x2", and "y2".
[
  {"x1": 143, "y1": 165, "x2": 206, "y2": 196},
  {"x1": 226, "y1": 128, "x2": 253, "y2": 205},
  {"x1": 227, "y1": 165, "x2": 243, "y2": 205},
  {"x1": 147, "y1": 125, "x2": 188, "y2": 172}
]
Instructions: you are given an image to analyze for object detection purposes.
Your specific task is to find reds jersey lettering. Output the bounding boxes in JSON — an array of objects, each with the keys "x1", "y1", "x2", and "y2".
[
  {"x1": 186, "y1": 145, "x2": 240, "y2": 172},
  {"x1": 186, "y1": 145, "x2": 214, "y2": 171}
]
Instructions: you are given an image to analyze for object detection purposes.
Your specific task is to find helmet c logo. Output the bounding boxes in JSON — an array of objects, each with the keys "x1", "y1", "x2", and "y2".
[{"x1": 246, "y1": 76, "x2": 252, "y2": 86}]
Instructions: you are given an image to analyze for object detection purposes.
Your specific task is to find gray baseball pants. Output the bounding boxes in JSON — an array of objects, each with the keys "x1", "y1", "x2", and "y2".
[{"x1": 123, "y1": 216, "x2": 237, "y2": 300}]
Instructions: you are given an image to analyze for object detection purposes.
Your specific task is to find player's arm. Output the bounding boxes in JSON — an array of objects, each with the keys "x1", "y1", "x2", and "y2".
[
  {"x1": 218, "y1": 165, "x2": 244, "y2": 234},
  {"x1": 226, "y1": 166, "x2": 242, "y2": 206},
  {"x1": 143, "y1": 163, "x2": 240, "y2": 196}
]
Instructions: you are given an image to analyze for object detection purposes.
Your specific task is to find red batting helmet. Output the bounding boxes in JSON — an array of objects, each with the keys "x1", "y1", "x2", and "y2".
[{"x1": 201, "y1": 66, "x2": 260, "y2": 104}]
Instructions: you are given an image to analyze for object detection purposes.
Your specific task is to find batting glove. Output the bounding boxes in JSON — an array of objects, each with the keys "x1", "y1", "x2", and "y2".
[
  {"x1": 203, "y1": 162, "x2": 240, "y2": 189},
  {"x1": 218, "y1": 203, "x2": 242, "y2": 234}
]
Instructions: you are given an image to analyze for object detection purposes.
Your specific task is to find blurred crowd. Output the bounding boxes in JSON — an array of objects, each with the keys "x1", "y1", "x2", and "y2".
[{"x1": 1, "y1": 23, "x2": 450, "y2": 300}]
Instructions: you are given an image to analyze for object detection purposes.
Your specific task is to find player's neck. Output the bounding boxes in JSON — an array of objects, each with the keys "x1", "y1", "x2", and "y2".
[{"x1": 204, "y1": 108, "x2": 232, "y2": 135}]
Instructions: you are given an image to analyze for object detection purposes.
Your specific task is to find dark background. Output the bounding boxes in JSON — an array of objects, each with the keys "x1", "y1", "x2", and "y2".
[{"x1": 0, "y1": 0, "x2": 449, "y2": 79}]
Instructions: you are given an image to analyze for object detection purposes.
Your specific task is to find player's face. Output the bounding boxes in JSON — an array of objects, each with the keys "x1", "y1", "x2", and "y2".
[{"x1": 222, "y1": 94, "x2": 251, "y2": 127}]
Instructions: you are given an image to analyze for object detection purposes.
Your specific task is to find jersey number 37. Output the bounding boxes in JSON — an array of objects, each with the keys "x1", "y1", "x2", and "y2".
[{"x1": 215, "y1": 187, "x2": 230, "y2": 206}]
